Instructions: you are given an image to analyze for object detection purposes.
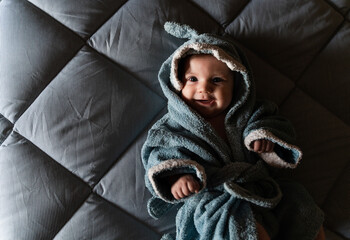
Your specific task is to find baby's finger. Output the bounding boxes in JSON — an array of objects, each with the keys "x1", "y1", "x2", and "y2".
[
  {"x1": 172, "y1": 189, "x2": 180, "y2": 200},
  {"x1": 253, "y1": 140, "x2": 261, "y2": 152},
  {"x1": 260, "y1": 140, "x2": 267, "y2": 153},
  {"x1": 181, "y1": 185, "x2": 190, "y2": 196},
  {"x1": 266, "y1": 141, "x2": 274, "y2": 152},
  {"x1": 172, "y1": 185, "x2": 183, "y2": 200},
  {"x1": 177, "y1": 189, "x2": 185, "y2": 199},
  {"x1": 187, "y1": 180, "x2": 199, "y2": 193},
  {"x1": 187, "y1": 181, "x2": 195, "y2": 193}
]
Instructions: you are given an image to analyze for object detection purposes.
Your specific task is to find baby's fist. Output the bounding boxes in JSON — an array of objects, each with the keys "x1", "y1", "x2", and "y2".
[
  {"x1": 252, "y1": 139, "x2": 274, "y2": 153},
  {"x1": 170, "y1": 174, "x2": 200, "y2": 200}
]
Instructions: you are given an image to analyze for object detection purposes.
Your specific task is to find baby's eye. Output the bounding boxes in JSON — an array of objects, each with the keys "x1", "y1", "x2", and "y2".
[
  {"x1": 212, "y1": 77, "x2": 223, "y2": 83},
  {"x1": 188, "y1": 77, "x2": 198, "y2": 82}
]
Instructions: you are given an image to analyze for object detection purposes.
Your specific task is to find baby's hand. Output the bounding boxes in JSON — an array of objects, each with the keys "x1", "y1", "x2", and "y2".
[
  {"x1": 252, "y1": 139, "x2": 274, "y2": 153},
  {"x1": 170, "y1": 174, "x2": 200, "y2": 200}
]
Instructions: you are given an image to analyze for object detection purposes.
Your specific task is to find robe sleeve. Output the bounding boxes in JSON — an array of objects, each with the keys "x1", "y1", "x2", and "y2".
[
  {"x1": 243, "y1": 100, "x2": 302, "y2": 168},
  {"x1": 141, "y1": 126, "x2": 207, "y2": 203}
]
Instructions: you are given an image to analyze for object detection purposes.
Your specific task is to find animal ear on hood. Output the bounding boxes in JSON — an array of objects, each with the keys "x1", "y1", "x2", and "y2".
[{"x1": 164, "y1": 22, "x2": 199, "y2": 39}]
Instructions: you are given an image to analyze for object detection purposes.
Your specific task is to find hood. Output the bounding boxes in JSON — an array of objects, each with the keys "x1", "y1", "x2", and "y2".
[{"x1": 158, "y1": 22, "x2": 256, "y2": 132}]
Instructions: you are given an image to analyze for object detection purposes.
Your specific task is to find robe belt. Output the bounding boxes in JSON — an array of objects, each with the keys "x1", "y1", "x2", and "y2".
[{"x1": 207, "y1": 161, "x2": 282, "y2": 209}]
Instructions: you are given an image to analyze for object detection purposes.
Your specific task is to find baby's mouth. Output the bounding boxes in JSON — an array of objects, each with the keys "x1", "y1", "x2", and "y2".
[{"x1": 195, "y1": 99, "x2": 214, "y2": 106}]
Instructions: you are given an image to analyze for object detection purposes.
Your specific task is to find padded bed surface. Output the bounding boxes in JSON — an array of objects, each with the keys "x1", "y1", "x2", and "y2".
[{"x1": 0, "y1": 0, "x2": 349, "y2": 239}]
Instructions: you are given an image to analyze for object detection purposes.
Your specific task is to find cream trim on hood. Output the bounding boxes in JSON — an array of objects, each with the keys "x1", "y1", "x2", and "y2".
[{"x1": 170, "y1": 42, "x2": 247, "y2": 91}]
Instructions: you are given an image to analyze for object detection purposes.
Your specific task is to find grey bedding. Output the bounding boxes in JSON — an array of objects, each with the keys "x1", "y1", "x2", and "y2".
[{"x1": 0, "y1": 0, "x2": 349, "y2": 239}]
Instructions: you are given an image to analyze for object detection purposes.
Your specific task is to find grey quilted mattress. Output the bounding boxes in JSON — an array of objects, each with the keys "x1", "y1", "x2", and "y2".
[{"x1": 0, "y1": 0, "x2": 349, "y2": 239}]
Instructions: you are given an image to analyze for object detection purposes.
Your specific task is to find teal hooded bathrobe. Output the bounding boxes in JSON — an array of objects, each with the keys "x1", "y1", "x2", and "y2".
[{"x1": 142, "y1": 22, "x2": 324, "y2": 240}]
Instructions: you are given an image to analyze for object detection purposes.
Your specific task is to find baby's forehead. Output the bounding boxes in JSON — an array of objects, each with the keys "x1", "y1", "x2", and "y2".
[{"x1": 181, "y1": 54, "x2": 235, "y2": 75}]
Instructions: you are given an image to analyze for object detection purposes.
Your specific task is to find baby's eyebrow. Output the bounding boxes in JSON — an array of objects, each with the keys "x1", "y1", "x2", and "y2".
[
  {"x1": 183, "y1": 72, "x2": 197, "y2": 78},
  {"x1": 213, "y1": 72, "x2": 232, "y2": 77}
]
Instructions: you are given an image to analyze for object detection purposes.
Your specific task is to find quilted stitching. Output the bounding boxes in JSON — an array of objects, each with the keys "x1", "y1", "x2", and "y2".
[
  {"x1": 14, "y1": 46, "x2": 165, "y2": 186},
  {"x1": 0, "y1": 0, "x2": 84, "y2": 123},
  {"x1": 0, "y1": 114, "x2": 12, "y2": 144},
  {"x1": 298, "y1": 22, "x2": 350, "y2": 125},
  {"x1": 0, "y1": 131, "x2": 92, "y2": 239},
  {"x1": 1, "y1": 0, "x2": 349, "y2": 239}
]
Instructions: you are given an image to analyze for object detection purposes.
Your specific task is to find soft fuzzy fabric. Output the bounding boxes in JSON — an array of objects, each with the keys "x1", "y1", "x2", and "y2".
[{"x1": 142, "y1": 22, "x2": 323, "y2": 240}]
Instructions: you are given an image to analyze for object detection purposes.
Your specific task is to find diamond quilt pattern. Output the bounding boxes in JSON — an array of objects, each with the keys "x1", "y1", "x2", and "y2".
[{"x1": 0, "y1": 0, "x2": 349, "y2": 240}]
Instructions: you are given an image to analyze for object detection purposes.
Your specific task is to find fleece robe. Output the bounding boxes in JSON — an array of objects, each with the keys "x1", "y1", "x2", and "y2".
[{"x1": 142, "y1": 22, "x2": 324, "y2": 240}]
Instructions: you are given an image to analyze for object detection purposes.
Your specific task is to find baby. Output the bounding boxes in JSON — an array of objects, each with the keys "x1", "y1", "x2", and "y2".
[
  {"x1": 170, "y1": 54, "x2": 274, "y2": 202},
  {"x1": 142, "y1": 22, "x2": 324, "y2": 240}
]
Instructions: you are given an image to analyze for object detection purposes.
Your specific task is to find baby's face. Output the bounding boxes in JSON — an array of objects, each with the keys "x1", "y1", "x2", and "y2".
[{"x1": 180, "y1": 54, "x2": 234, "y2": 119}]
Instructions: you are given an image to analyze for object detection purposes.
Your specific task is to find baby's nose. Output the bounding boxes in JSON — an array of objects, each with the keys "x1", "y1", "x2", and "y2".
[{"x1": 198, "y1": 80, "x2": 212, "y2": 93}]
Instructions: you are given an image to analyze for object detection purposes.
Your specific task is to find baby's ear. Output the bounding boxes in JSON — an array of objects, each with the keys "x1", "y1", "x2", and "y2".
[{"x1": 164, "y1": 22, "x2": 199, "y2": 39}]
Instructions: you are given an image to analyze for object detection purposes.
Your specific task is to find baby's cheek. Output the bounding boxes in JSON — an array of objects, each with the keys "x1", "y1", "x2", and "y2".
[{"x1": 180, "y1": 88, "x2": 192, "y2": 101}]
